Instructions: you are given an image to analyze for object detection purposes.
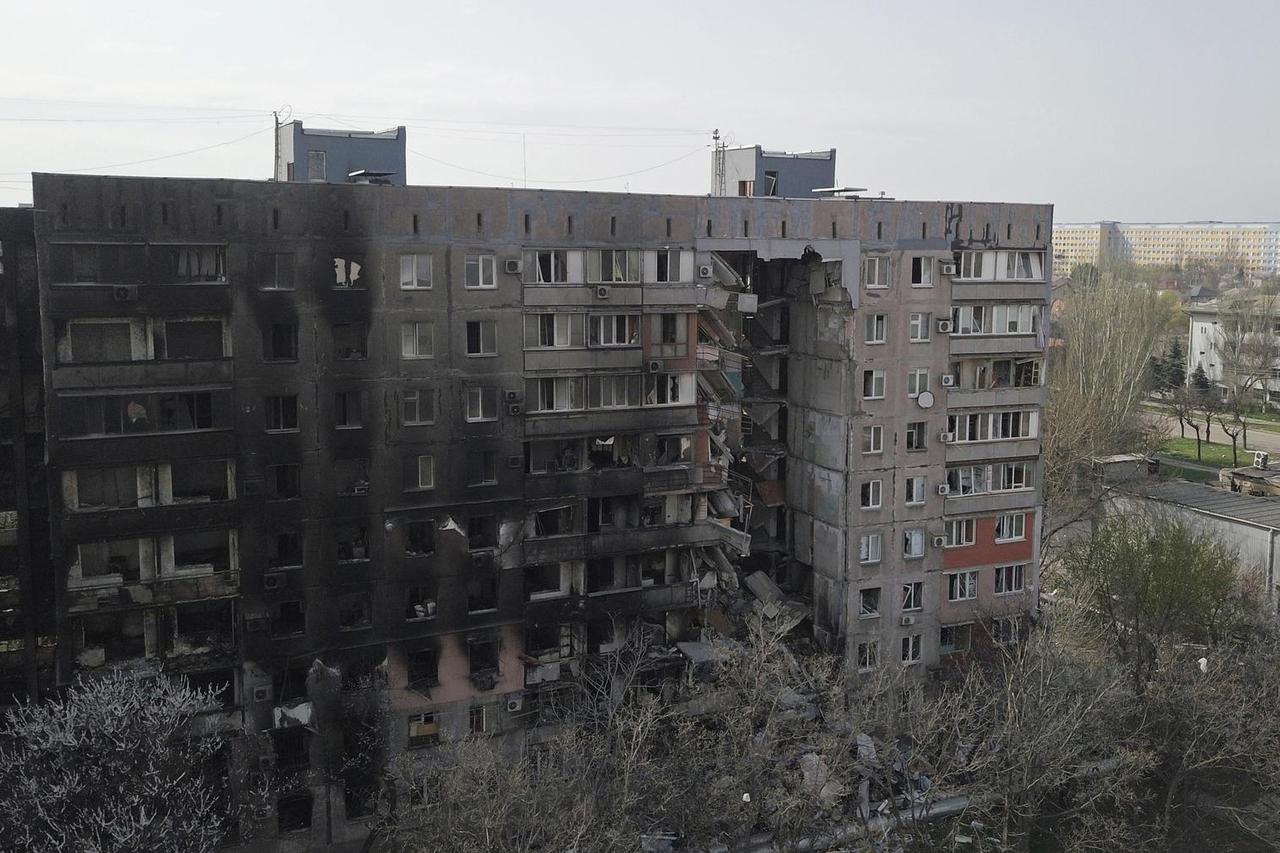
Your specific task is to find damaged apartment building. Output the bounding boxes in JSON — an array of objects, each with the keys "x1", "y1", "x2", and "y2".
[{"x1": 14, "y1": 163, "x2": 1050, "y2": 849}]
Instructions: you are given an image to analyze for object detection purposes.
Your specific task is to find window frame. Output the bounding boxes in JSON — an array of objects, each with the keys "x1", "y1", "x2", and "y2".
[
  {"x1": 910, "y1": 256, "x2": 933, "y2": 287},
  {"x1": 861, "y1": 424, "x2": 883, "y2": 455},
  {"x1": 908, "y1": 312, "x2": 931, "y2": 342},
  {"x1": 400, "y1": 321, "x2": 435, "y2": 360},
  {"x1": 860, "y1": 479, "x2": 882, "y2": 510},
  {"x1": 858, "y1": 532, "x2": 882, "y2": 565},
  {"x1": 399, "y1": 253, "x2": 433, "y2": 290},
  {"x1": 947, "y1": 570, "x2": 978, "y2": 602},
  {"x1": 995, "y1": 512, "x2": 1027, "y2": 542},
  {"x1": 399, "y1": 389, "x2": 436, "y2": 426},
  {"x1": 465, "y1": 320, "x2": 498, "y2": 357},
  {"x1": 862, "y1": 369, "x2": 886, "y2": 401},
  {"x1": 464, "y1": 254, "x2": 497, "y2": 290},
  {"x1": 994, "y1": 563, "x2": 1025, "y2": 595},
  {"x1": 465, "y1": 387, "x2": 498, "y2": 423}
]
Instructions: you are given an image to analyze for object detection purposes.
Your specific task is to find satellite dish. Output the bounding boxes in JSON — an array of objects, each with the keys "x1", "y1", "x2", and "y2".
[{"x1": 917, "y1": 390, "x2": 935, "y2": 409}]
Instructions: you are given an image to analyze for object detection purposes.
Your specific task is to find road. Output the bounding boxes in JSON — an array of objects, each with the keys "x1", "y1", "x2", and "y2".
[{"x1": 1147, "y1": 412, "x2": 1280, "y2": 455}]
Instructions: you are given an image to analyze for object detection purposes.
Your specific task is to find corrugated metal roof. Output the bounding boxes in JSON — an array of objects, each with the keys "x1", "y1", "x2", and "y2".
[{"x1": 1133, "y1": 479, "x2": 1280, "y2": 529}]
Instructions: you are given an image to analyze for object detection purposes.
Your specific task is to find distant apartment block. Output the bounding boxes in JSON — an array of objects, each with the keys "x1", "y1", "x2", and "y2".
[
  {"x1": 16, "y1": 172, "x2": 1050, "y2": 848},
  {"x1": 1054, "y1": 221, "x2": 1280, "y2": 275},
  {"x1": 274, "y1": 120, "x2": 407, "y2": 186}
]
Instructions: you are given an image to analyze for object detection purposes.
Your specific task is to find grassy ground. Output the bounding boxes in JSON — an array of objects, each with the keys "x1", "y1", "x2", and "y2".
[
  {"x1": 1159, "y1": 437, "x2": 1243, "y2": 469},
  {"x1": 1146, "y1": 400, "x2": 1280, "y2": 434}
]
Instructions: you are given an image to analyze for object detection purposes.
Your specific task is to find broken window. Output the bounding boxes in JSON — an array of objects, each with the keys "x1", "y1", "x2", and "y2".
[
  {"x1": 467, "y1": 515, "x2": 497, "y2": 550},
  {"x1": 67, "y1": 321, "x2": 135, "y2": 363},
  {"x1": 50, "y1": 243, "x2": 147, "y2": 284},
  {"x1": 524, "y1": 564, "x2": 563, "y2": 599},
  {"x1": 652, "y1": 434, "x2": 692, "y2": 465},
  {"x1": 466, "y1": 450, "x2": 497, "y2": 486},
  {"x1": 586, "y1": 558, "x2": 619, "y2": 594},
  {"x1": 399, "y1": 254, "x2": 432, "y2": 289},
  {"x1": 171, "y1": 529, "x2": 231, "y2": 572},
  {"x1": 530, "y1": 504, "x2": 576, "y2": 538},
  {"x1": 265, "y1": 395, "x2": 298, "y2": 432},
  {"x1": 587, "y1": 249, "x2": 639, "y2": 283},
  {"x1": 995, "y1": 512, "x2": 1026, "y2": 542},
  {"x1": 72, "y1": 539, "x2": 144, "y2": 583},
  {"x1": 946, "y1": 465, "x2": 989, "y2": 496},
  {"x1": 643, "y1": 373, "x2": 686, "y2": 406},
  {"x1": 157, "y1": 392, "x2": 214, "y2": 431},
  {"x1": 526, "y1": 622, "x2": 561, "y2": 654},
  {"x1": 1003, "y1": 251, "x2": 1043, "y2": 280},
  {"x1": 399, "y1": 388, "x2": 435, "y2": 425},
  {"x1": 333, "y1": 323, "x2": 367, "y2": 360},
  {"x1": 400, "y1": 322, "x2": 434, "y2": 359},
  {"x1": 468, "y1": 638, "x2": 499, "y2": 675},
  {"x1": 526, "y1": 438, "x2": 583, "y2": 474},
  {"x1": 337, "y1": 592, "x2": 372, "y2": 630},
  {"x1": 464, "y1": 254, "x2": 496, "y2": 289},
  {"x1": 76, "y1": 612, "x2": 145, "y2": 665},
  {"x1": 652, "y1": 313, "x2": 688, "y2": 357},
  {"x1": 991, "y1": 615, "x2": 1020, "y2": 645},
  {"x1": 903, "y1": 530, "x2": 925, "y2": 560},
  {"x1": 654, "y1": 250, "x2": 681, "y2": 283},
  {"x1": 407, "y1": 712, "x2": 439, "y2": 748},
  {"x1": 271, "y1": 601, "x2": 306, "y2": 637},
  {"x1": 156, "y1": 245, "x2": 226, "y2": 283},
  {"x1": 333, "y1": 256, "x2": 363, "y2": 289},
  {"x1": 530, "y1": 377, "x2": 583, "y2": 412},
  {"x1": 947, "y1": 571, "x2": 978, "y2": 602},
  {"x1": 857, "y1": 640, "x2": 879, "y2": 671},
  {"x1": 166, "y1": 599, "x2": 233, "y2": 656},
  {"x1": 940, "y1": 623, "x2": 972, "y2": 655},
  {"x1": 523, "y1": 249, "x2": 568, "y2": 284},
  {"x1": 336, "y1": 524, "x2": 369, "y2": 562},
  {"x1": 343, "y1": 780, "x2": 377, "y2": 820},
  {"x1": 267, "y1": 463, "x2": 301, "y2": 500},
  {"x1": 334, "y1": 458, "x2": 370, "y2": 496},
  {"x1": 405, "y1": 585, "x2": 437, "y2": 621},
  {"x1": 69, "y1": 466, "x2": 145, "y2": 511},
  {"x1": 994, "y1": 564, "x2": 1025, "y2": 595},
  {"x1": 586, "y1": 434, "x2": 636, "y2": 469},
  {"x1": 275, "y1": 788, "x2": 312, "y2": 829},
  {"x1": 258, "y1": 252, "x2": 295, "y2": 290},
  {"x1": 169, "y1": 459, "x2": 230, "y2": 504},
  {"x1": 909, "y1": 256, "x2": 933, "y2": 287},
  {"x1": 901, "y1": 634, "x2": 923, "y2": 664},
  {"x1": 469, "y1": 706, "x2": 489, "y2": 735},
  {"x1": 466, "y1": 575, "x2": 498, "y2": 613},
  {"x1": 264, "y1": 323, "x2": 298, "y2": 361},
  {"x1": 334, "y1": 391, "x2": 363, "y2": 429},
  {"x1": 404, "y1": 520, "x2": 435, "y2": 557},
  {"x1": 268, "y1": 531, "x2": 303, "y2": 569},
  {"x1": 859, "y1": 587, "x2": 881, "y2": 617},
  {"x1": 155, "y1": 319, "x2": 224, "y2": 360},
  {"x1": 465, "y1": 320, "x2": 497, "y2": 356}
]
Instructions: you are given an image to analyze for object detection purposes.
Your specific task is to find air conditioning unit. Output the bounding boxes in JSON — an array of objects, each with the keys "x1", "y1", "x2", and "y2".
[
  {"x1": 112, "y1": 284, "x2": 138, "y2": 302},
  {"x1": 932, "y1": 535, "x2": 947, "y2": 548},
  {"x1": 940, "y1": 374, "x2": 956, "y2": 388},
  {"x1": 937, "y1": 484, "x2": 951, "y2": 496},
  {"x1": 936, "y1": 319, "x2": 953, "y2": 334},
  {"x1": 252, "y1": 685, "x2": 273, "y2": 703},
  {"x1": 940, "y1": 431, "x2": 956, "y2": 444},
  {"x1": 504, "y1": 389, "x2": 523, "y2": 403},
  {"x1": 263, "y1": 572, "x2": 285, "y2": 591},
  {"x1": 505, "y1": 693, "x2": 524, "y2": 713},
  {"x1": 648, "y1": 360, "x2": 663, "y2": 373},
  {"x1": 595, "y1": 285, "x2": 610, "y2": 298},
  {"x1": 939, "y1": 261, "x2": 957, "y2": 276},
  {"x1": 504, "y1": 258, "x2": 522, "y2": 275},
  {"x1": 507, "y1": 403, "x2": 523, "y2": 416},
  {"x1": 1254, "y1": 450, "x2": 1269, "y2": 469},
  {"x1": 698, "y1": 263, "x2": 713, "y2": 279},
  {"x1": 506, "y1": 455, "x2": 523, "y2": 469},
  {"x1": 900, "y1": 615, "x2": 917, "y2": 627}
]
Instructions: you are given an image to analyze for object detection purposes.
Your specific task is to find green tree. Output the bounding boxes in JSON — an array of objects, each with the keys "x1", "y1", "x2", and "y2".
[
  {"x1": 1164, "y1": 338, "x2": 1186, "y2": 389},
  {"x1": 0, "y1": 670, "x2": 233, "y2": 853}
]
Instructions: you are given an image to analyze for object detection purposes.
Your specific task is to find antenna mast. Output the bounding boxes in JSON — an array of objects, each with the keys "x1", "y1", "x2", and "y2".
[{"x1": 712, "y1": 129, "x2": 726, "y2": 196}]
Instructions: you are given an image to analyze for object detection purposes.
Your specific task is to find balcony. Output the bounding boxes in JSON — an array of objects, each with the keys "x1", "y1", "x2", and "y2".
[
  {"x1": 524, "y1": 405, "x2": 700, "y2": 438},
  {"x1": 524, "y1": 348, "x2": 642, "y2": 372},
  {"x1": 521, "y1": 522, "x2": 726, "y2": 564},
  {"x1": 47, "y1": 283, "x2": 231, "y2": 317},
  {"x1": 945, "y1": 386, "x2": 1044, "y2": 408},
  {"x1": 66, "y1": 571, "x2": 240, "y2": 614},
  {"x1": 948, "y1": 335, "x2": 1043, "y2": 357},
  {"x1": 50, "y1": 359, "x2": 233, "y2": 391},
  {"x1": 643, "y1": 462, "x2": 727, "y2": 494},
  {"x1": 944, "y1": 438, "x2": 1041, "y2": 464},
  {"x1": 950, "y1": 282, "x2": 1049, "y2": 302},
  {"x1": 943, "y1": 489, "x2": 1039, "y2": 515},
  {"x1": 525, "y1": 467, "x2": 644, "y2": 500}
]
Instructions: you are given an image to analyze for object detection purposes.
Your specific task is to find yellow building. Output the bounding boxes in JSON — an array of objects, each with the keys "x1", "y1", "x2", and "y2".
[{"x1": 1053, "y1": 221, "x2": 1280, "y2": 276}]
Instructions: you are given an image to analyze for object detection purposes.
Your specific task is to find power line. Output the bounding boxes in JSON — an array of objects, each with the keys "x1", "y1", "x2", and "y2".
[
  {"x1": 0, "y1": 114, "x2": 266, "y2": 124},
  {"x1": 0, "y1": 126, "x2": 271, "y2": 176}
]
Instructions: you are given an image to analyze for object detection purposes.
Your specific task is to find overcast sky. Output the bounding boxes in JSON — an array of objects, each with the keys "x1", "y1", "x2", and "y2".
[{"x1": 1, "y1": 0, "x2": 1276, "y2": 222}]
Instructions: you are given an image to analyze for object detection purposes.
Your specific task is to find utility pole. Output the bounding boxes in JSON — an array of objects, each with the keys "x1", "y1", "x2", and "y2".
[
  {"x1": 712, "y1": 129, "x2": 726, "y2": 196},
  {"x1": 272, "y1": 110, "x2": 280, "y2": 181}
]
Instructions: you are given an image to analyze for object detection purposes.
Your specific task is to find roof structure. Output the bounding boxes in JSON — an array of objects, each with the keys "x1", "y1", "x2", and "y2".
[{"x1": 1132, "y1": 479, "x2": 1280, "y2": 530}]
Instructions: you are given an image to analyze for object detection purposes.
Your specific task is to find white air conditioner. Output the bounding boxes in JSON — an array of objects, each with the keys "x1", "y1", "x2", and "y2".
[
  {"x1": 932, "y1": 535, "x2": 947, "y2": 548},
  {"x1": 505, "y1": 389, "x2": 523, "y2": 402},
  {"x1": 112, "y1": 284, "x2": 138, "y2": 302},
  {"x1": 505, "y1": 693, "x2": 524, "y2": 713},
  {"x1": 504, "y1": 258, "x2": 522, "y2": 275},
  {"x1": 648, "y1": 360, "x2": 663, "y2": 373},
  {"x1": 1254, "y1": 451, "x2": 1269, "y2": 469},
  {"x1": 941, "y1": 374, "x2": 956, "y2": 388},
  {"x1": 252, "y1": 685, "x2": 273, "y2": 703},
  {"x1": 940, "y1": 431, "x2": 956, "y2": 444},
  {"x1": 936, "y1": 319, "x2": 954, "y2": 334},
  {"x1": 697, "y1": 263, "x2": 713, "y2": 279},
  {"x1": 263, "y1": 572, "x2": 285, "y2": 590},
  {"x1": 936, "y1": 484, "x2": 951, "y2": 496},
  {"x1": 900, "y1": 615, "x2": 917, "y2": 627},
  {"x1": 595, "y1": 285, "x2": 610, "y2": 298},
  {"x1": 507, "y1": 403, "x2": 523, "y2": 416},
  {"x1": 938, "y1": 261, "x2": 957, "y2": 276}
]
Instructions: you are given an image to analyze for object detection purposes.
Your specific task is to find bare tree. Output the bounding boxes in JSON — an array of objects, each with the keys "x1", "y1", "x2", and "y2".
[
  {"x1": 0, "y1": 670, "x2": 234, "y2": 853},
  {"x1": 1043, "y1": 275, "x2": 1168, "y2": 545},
  {"x1": 1213, "y1": 293, "x2": 1280, "y2": 448}
]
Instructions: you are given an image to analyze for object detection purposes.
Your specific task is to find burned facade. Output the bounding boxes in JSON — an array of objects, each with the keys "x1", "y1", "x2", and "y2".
[{"x1": 22, "y1": 173, "x2": 1050, "y2": 849}]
